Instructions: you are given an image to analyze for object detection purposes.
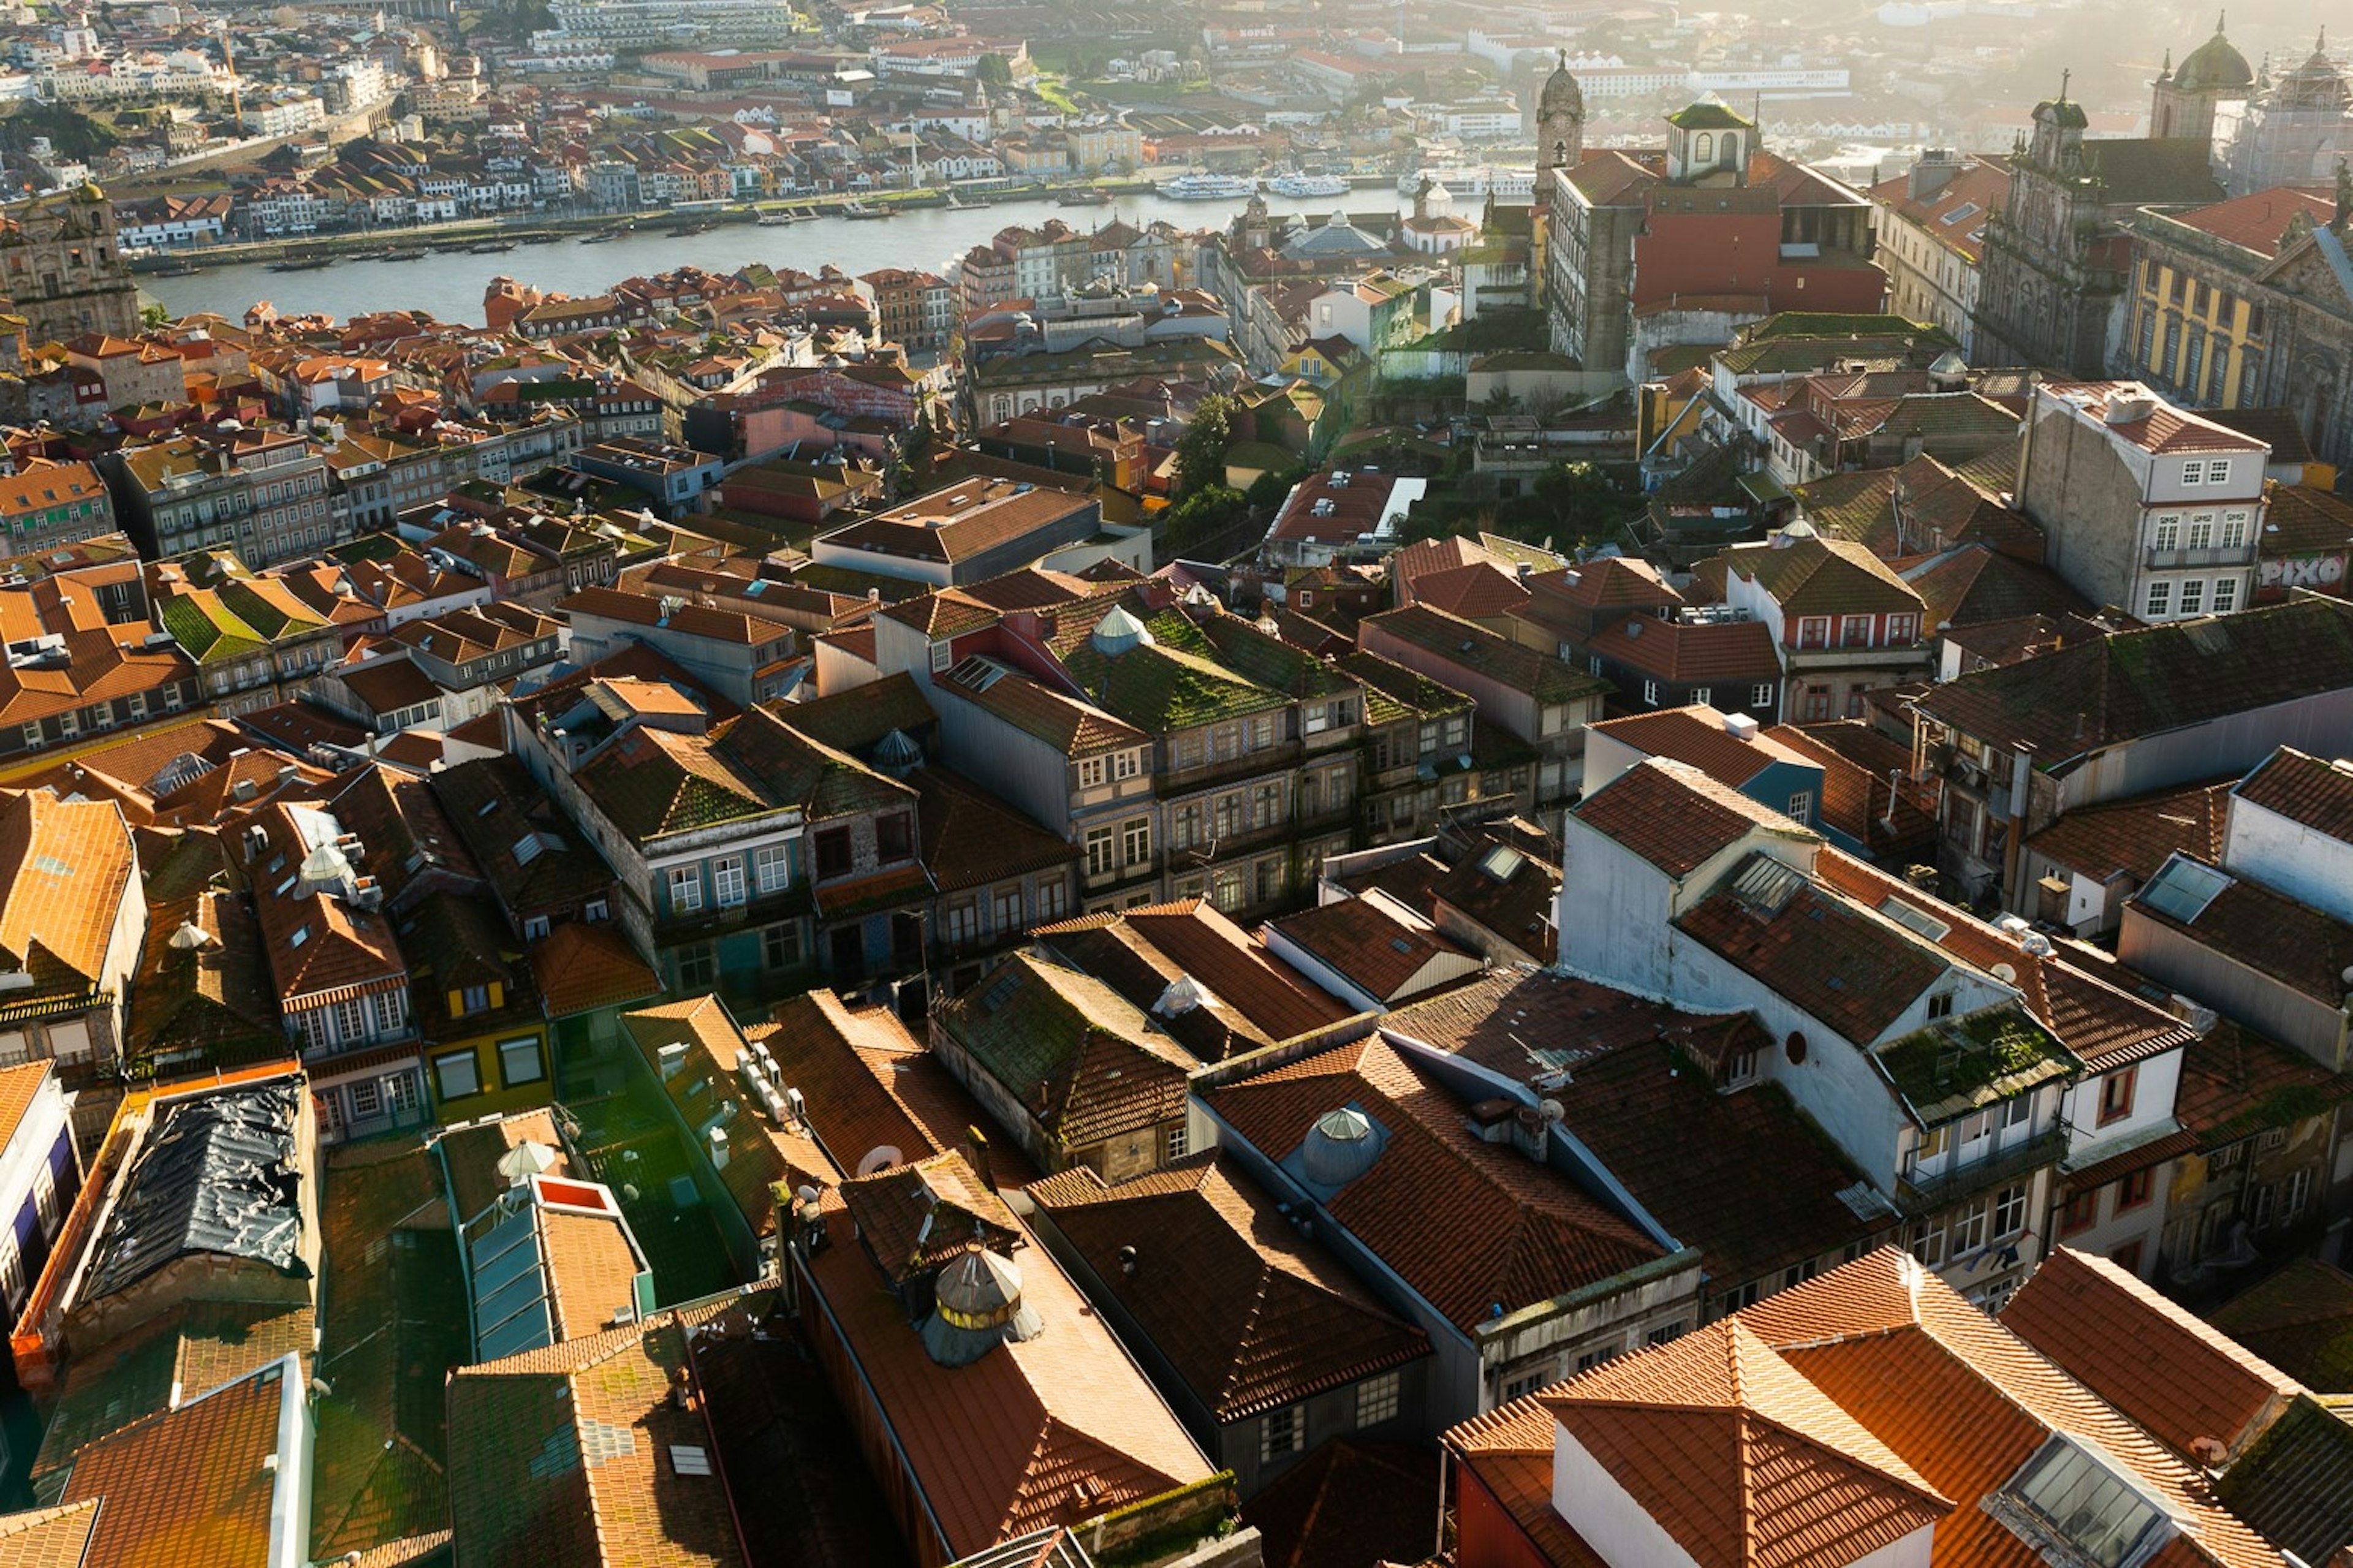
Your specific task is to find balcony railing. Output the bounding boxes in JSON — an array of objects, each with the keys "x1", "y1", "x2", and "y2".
[
  {"x1": 2144, "y1": 544, "x2": 2256, "y2": 569},
  {"x1": 1897, "y1": 1126, "x2": 2069, "y2": 1214}
]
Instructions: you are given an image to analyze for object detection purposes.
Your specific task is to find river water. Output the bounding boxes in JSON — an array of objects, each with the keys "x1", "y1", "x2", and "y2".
[{"x1": 143, "y1": 190, "x2": 1403, "y2": 326}]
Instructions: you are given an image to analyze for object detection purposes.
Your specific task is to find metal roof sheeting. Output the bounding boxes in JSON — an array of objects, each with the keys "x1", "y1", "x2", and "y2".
[{"x1": 85, "y1": 1078, "x2": 306, "y2": 1302}]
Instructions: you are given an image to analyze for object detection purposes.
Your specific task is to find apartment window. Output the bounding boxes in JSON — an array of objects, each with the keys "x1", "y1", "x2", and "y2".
[
  {"x1": 1992, "y1": 1184, "x2": 2027, "y2": 1239},
  {"x1": 2137, "y1": 305, "x2": 2158, "y2": 368},
  {"x1": 1501, "y1": 1368, "x2": 1550, "y2": 1402},
  {"x1": 376, "y1": 991, "x2": 406, "y2": 1032},
  {"x1": 1960, "y1": 1110, "x2": 1991, "y2": 1148},
  {"x1": 754, "y1": 844, "x2": 790, "y2": 894},
  {"x1": 460, "y1": 984, "x2": 490, "y2": 1018},
  {"x1": 1926, "y1": 991, "x2": 1955, "y2": 1020},
  {"x1": 1690, "y1": 687, "x2": 1712, "y2": 708},
  {"x1": 523, "y1": 916, "x2": 551, "y2": 941},
  {"x1": 1121, "y1": 816, "x2": 1151, "y2": 866},
  {"x1": 669, "y1": 865, "x2": 704, "y2": 914},
  {"x1": 1248, "y1": 714, "x2": 1276, "y2": 751},
  {"x1": 929, "y1": 640, "x2": 953, "y2": 673},
  {"x1": 1798, "y1": 617, "x2": 1828, "y2": 649},
  {"x1": 1166, "y1": 1123, "x2": 1189, "y2": 1161},
  {"x1": 1259, "y1": 1405, "x2": 1305, "y2": 1462},
  {"x1": 2183, "y1": 333, "x2": 2205, "y2": 390},
  {"x1": 2061, "y1": 1187, "x2": 2099, "y2": 1237},
  {"x1": 1037, "y1": 879, "x2": 1068, "y2": 921},
  {"x1": 1917, "y1": 1123, "x2": 1950, "y2": 1163},
  {"x1": 434, "y1": 1050, "x2": 481, "y2": 1100},
  {"x1": 675, "y1": 942, "x2": 717, "y2": 991},
  {"x1": 877, "y1": 813, "x2": 913, "y2": 861},
  {"x1": 2118, "y1": 1167, "x2": 2154, "y2": 1211},
  {"x1": 1213, "y1": 868, "x2": 1245, "y2": 913},
  {"x1": 2178, "y1": 578, "x2": 2205, "y2": 616},
  {"x1": 1113, "y1": 748, "x2": 1141, "y2": 781},
  {"x1": 1356, "y1": 1371, "x2": 1401, "y2": 1428},
  {"x1": 2220, "y1": 512, "x2": 2249, "y2": 548},
  {"x1": 499, "y1": 1037, "x2": 545, "y2": 1087},
  {"x1": 1751, "y1": 683, "x2": 1775, "y2": 710},
  {"x1": 336, "y1": 996, "x2": 368, "y2": 1042},
  {"x1": 1841, "y1": 615, "x2": 1871, "y2": 648},
  {"x1": 762, "y1": 923, "x2": 801, "y2": 971},
  {"x1": 2153, "y1": 517, "x2": 2181, "y2": 551},
  {"x1": 2188, "y1": 515, "x2": 2215, "y2": 550},
  {"x1": 0, "y1": 1235, "x2": 22, "y2": 1310},
  {"x1": 712, "y1": 857, "x2": 746, "y2": 908},
  {"x1": 2146, "y1": 581, "x2": 2172, "y2": 618},
  {"x1": 1077, "y1": 757, "x2": 1107, "y2": 789},
  {"x1": 813, "y1": 829, "x2": 852, "y2": 880},
  {"x1": 1785, "y1": 792, "x2": 1812, "y2": 825},
  {"x1": 2209, "y1": 1142, "x2": 2244, "y2": 1174},
  {"x1": 2286, "y1": 1167, "x2": 2313, "y2": 1220},
  {"x1": 1642, "y1": 679, "x2": 1661, "y2": 706},
  {"x1": 2097, "y1": 1066, "x2": 2136, "y2": 1126},
  {"x1": 2212, "y1": 577, "x2": 2238, "y2": 614},
  {"x1": 1952, "y1": 1200, "x2": 1989, "y2": 1254},
  {"x1": 32, "y1": 1165, "x2": 57, "y2": 1237},
  {"x1": 2181, "y1": 458, "x2": 2203, "y2": 485},
  {"x1": 993, "y1": 887, "x2": 1022, "y2": 931},
  {"x1": 1887, "y1": 615, "x2": 1917, "y2": 645},
  {"x1": 2206, "y1": 459, "x2": 2230, "y2": 485},
  {"x1": 1085, "y1": 827, "x2": 1115, "y2": 878},
  {"x1": 2004, "y1": 1094, "x2": 2033, "y2": 1129},
  {"x1": 1255, "y1": 858, "x2": 1284, "y2": 904},
  {"x1": 1909, "y1": 1212, "x2": 1947, "y2": 1267},
  {"x1": 585, "y1": 898, "x2": 610, "y2": 922}
]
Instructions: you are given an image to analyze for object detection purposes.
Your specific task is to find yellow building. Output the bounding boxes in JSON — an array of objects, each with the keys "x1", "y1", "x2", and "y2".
[{"x1": 411, "y1": 893, "x2": 553, "y2": 1121}]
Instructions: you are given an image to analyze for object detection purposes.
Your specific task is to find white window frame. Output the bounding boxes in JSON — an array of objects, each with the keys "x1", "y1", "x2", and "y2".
[
  {"x1": 754, "y1": 843, "x2": 790, "y2": 894},
  {"x1": 668, "y1": 864, "x2": 704, "y2": 914},
  {"x1": 2146, "y1": 580, "x2": 2172, "y2": 618},
  {"x1": 712, "y1": 856, "x2": 746, "y2": 909},
  {"x1": 2211, "y1": 576, "x2": 2238, "y2": 615},
  {"x1": 1259, "y1": 1404, "x2": 1305, "y2": 1462},
  {"x1": 1355, "y1": 1371, "x2": 1401, "y2": 1427}
]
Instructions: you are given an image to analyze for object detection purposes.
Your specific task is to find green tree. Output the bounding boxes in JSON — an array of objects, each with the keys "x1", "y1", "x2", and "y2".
[
  {"x1": 976, "y1": 53, "x2": 1014, "y2": 88},
  {"x1": 1164, "y1": 484, "x2": 1245, "y2": 550},
  {"x1": 1172, "y1": 393, "x2": 1236, "y2": 498},
  {"x1": 139, "y1": 301, "x2": 171, "y2": 330},
  {"x1": 1532, "y1": 461, "x2": 1624, "y2": 540}
]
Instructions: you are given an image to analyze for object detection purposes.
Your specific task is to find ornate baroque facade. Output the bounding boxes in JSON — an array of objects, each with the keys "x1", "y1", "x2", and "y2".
[{"x1": 0, "y1": 186, "x2": 139, "y2": 343}]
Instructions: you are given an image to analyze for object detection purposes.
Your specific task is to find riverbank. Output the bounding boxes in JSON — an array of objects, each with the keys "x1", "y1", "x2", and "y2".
[{"x1": 127, "y1": 176, "x2": 1170, "y2": 275}]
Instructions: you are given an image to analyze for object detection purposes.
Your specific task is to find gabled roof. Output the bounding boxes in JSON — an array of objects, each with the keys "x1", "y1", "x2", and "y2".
[
  {"x1": 0, "y1": 786, "x2": 135, "y2": 1015},
  {"x1": 1204, "y1": 1036, "x2": 1664, "y2": 1333},
  {"x1": 2208, "y1": 1259, "x2": 2353, "y2": 1394},
  {"x1": 1573, "y1": 757, "x2": 1817, "y2": 879},
  {"x1": 1359, "y1": 604, "x2": 1607, "y2": 706},
  {"x1": 1266, "y1": 894, "x2": 1477, "y2": 1005},
  {"x1": 2003, "y1": 1248, "x2": 2299, "y2": 1461},
  {"x1": 444, "y1": 1300, "x2": 754, "y2": 1568},
  {"x1": 1027, "y1": 1154, "x2": 1428, "y2": 1420},
  {"x1": 932, "y1": 952, "x2": 1193, "y2": 1147},
  {"x1": 1917, "y1": 597, "x2": 2353, "y2": 768},
  {"x1": 1539, "y1": 1318, "x2": 1952, "y2": 1567},
  {"x1": 1720, "y1": 534, "x2": 1924, "y2": 617},
  {"x1": 2233, "y1": 746, "x2": 2353, "y2": 844},
  {"x1": 1034, "y1": 902, "x2": 1346, "y2": 1064},
  {"x1": 2025, "y1": 778, "x2": 2231, "y2": 885},
  {"x1": 1589, "y1": 706, "x2": 1816, "y2": 789},
  {"x1": 55, "y1": 1354, "x2": 304, "y2": 1568},
  {"x1": 1733, "y1": 1248, "x2": 2283, "y2": 1568}
]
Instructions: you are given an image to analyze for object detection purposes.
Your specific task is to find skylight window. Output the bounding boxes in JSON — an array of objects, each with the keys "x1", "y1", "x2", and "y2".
[
  {"x1": 1995, "y1": 1435, "x2": 2174, "y2": 1568},
  {"x1": 1877, "y1": 896, "x2": 1950, "y2": 942},
  {"x1": 1940, "y1": 202, "x2": 1980, "y2": 225},
  {"x1": 2137, "y1": 855, "x2": 2232, "y2": 925}
]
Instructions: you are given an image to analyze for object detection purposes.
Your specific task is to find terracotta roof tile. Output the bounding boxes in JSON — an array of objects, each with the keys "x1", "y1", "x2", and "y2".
[
  {"x1": 2026, "y1": 781, "x2": 2233, "y2": 890},
  {"x1": 801, "y1": 1190, "x2": 1213, "y2": 1556},
  {"x1": 1586, "y1": 615, "x2": 1783, "y2": 684},
  {"x1": 1205, "y1": 1036, "x2": 1664, "y2": 1333},
  {"x1": 2167, "y1": 187, "x2": 2336, "y2": 258},
  {"x1": 1390, "y1": 971, "x2": 1893, "y2": 1287},
  {"x1": 0, "y1": 1500, "x2": 99, "y2": 1568},
  {"x1": 2234, "y1": 746, "x2": 2353, "y2": 844},
  {"x1": 2129, "y1": 856, "x2": 2353, "y2": 1006},
  {"x1": 61, "y1": 1357, "x2": 297, "y2": 1568},
  {"x1": 1442, "y1": 1397, "x2": 1609, "y2": 1567},
  {"x1": 1027, "y1": 1155, "x2": 1428, "y2": 1420},
  {"x1": 1677, "y1": 863, "x2": 1949, "y2": 1048},
  {"x1": 1540, "y1": 1319, "x2": 1951, "y2": 1568},
  {"x1": 1766, "y1": 722, "x2": 1938, "y2": 859},
  {"x1": 0, "y1": 788, "x2": 135, "y2": 1010},
  {"x1": 1243, "y1": 1439, "x2": 1439, "y2": 1568},
  {"x1": 1572, "y1": 758, "x2": 1817, "y2": 879},
  {"x1": 1740, "y1": 1248, "x2": 2283, "y2": 1568},
  {"x1": 2002, "y1": 1247, "x2": 2300, "y2": 1460},
  {"x1": 1267, "y1": 895, "x2": 1477, "y2": 1005},
  {"x1": 529, "y1": 922, "x2": 662, "y2": 1019},
  {"x1": 1590, "y1": 706, "x2": 1815, "y2": 789}
]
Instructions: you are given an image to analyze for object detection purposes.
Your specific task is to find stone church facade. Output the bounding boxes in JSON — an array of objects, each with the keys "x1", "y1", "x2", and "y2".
[{"x1": 0, "y1": 186, "x2": 140, "y2": 344}]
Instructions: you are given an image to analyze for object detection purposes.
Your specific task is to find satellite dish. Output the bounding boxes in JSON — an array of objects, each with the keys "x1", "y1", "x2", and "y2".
[
  {"x1": 856, "y1": 1145, "x2": 903, "y2": 1178},
  {"x1": 1539, "y1": 1099, "x2": 1565, "y2": 1123},
  {"x1": 1991, "y1": 962, "x2": 2018, "y2": 983}
]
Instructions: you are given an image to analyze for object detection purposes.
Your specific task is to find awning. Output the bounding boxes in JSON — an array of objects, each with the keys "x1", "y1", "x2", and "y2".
[
  {"x1": 1736, "y1": 471, "x2": 1791, "y2": 504},
  {"x1": 2063, "y1": 1127, "x2": 2199, "y2": 1193}
]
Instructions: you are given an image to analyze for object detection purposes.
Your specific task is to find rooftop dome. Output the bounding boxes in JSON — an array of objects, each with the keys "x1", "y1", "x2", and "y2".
[
  {"x1": 873, "y1": 727, "x2": 923, "y2": 775},
  {"x1": 2175, "y1": 18, "x2": 2256, "y2": 91},
  {"x1": 1301, "y1": 1106, "x2": 1379, "y2": 1187},
  {"x1": 1540, "y1": 52, "x2": 1583, "y2": 115},
  {"x1": 1089, "y1": 603, "x2": 1156, "y2": 656},
  {"x1": 919, "y1": 1245, "x2": 1044, "y2": 1366}
]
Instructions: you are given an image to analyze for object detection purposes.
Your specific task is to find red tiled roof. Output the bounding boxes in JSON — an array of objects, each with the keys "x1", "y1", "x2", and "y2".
[
  {"x1": 62, "y1": 1357, "x2": 295, "y2": 1568},
  {"x1": 1738, "y1": 1248, "x2": 2285, "y2": 1568},
  {"x1": 1026, "y1": 1156, "x2": 1428, "y2": 1420},
  {"x1": 1590, "y1": 705, "x2": 1814, "y2": 788},
  {"x1": 2003, "y1": 1248, "x2": 2300, "y2": 1460},
  {"x1": 1540, "y1": 1319, "x2": 1952, "y2": 1567},
  {"x1": 2025, "y1": 779, "x2": 2231, "y2": 886},
  {"x1": 1585, "y1": 615, "x2": 1781, "y2": 684},
  {"x1": 1572, "y1": 757, "x2": 1814, "y2": 879},
  {"x1": 1205, "y1": 1036, "x2": 1664, "y2": 1333},
  {"x1": 1267, "y1": 895, "x2": 1477, "y2": 1004},
  {"x1": 2168, "y1": 187, "x2": 2335, "y2": 259},
  {"x1": 2234, "y1": 746, "x2": 2353, "y2": 843},
  {"x1": 2038, "y1": 382, "x2": 2268, "y2": 456}
]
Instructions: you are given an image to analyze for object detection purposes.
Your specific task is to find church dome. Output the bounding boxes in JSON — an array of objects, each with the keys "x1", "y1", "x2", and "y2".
[
  {"x1": 1540, "y1": 53, "x2": 1583, "y2": 116},
  {"x1": 2175, "y1": 22, "x2": 2255, "y2": 91}
]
